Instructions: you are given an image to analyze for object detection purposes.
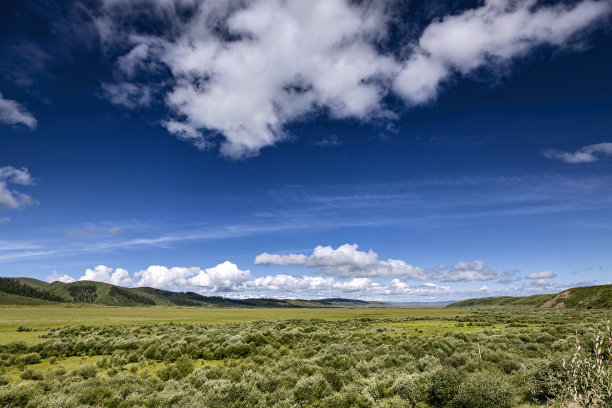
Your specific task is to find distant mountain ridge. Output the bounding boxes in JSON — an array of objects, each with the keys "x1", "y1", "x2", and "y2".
[
  {"x1": 0, "y1": 277, "x2": 386, "y2": 308},
  {"x1": 448, "y1": 284, "x2": 612, "y2": 309}
]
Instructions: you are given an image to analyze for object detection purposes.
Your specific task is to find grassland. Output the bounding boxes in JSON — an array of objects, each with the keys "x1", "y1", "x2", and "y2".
[
  {"x1": 0, "y1": 305, "x2": 609, "y2": 407},
  {"x1": 0, "y1": 305, "x2": 469, "y2": 342}
]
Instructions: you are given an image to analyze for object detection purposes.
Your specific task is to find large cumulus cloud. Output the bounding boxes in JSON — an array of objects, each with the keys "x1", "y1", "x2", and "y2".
[{"x1": 95, "y1": 0, "x2": 611, "y2": 158}]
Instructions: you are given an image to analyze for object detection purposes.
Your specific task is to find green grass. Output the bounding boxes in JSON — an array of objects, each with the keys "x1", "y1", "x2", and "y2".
[
  {"x1": 2, "y1": 355, "x2": 105, "y2": 383},
  {"x1": 0, "y1": 292, "x2": 56, "y2": 306},
  {"x1": 0, "y1": 305, "x2": 471, "y2": 343},
  {"x1": 372, "y1": 319, "x2": 541, "y2": 335},
  {"x1": 0, "y1": 306, "x2": 605, "y2": 407},
  {"x1": 2, "y1": 356, "x2": 226, "y2": 384}
]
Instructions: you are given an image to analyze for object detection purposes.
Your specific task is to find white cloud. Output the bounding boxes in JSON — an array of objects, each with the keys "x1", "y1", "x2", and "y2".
[
  {"x1": 544, "y1": 142, "x2": 612, "y2": 164},
  {"x1": 133, "y1": 262, "x2": 249, "y2": 291},
  {"x1": 79, "y1": 264, "x2": 134, "y2": 287},
  {"x1": 254, "y1": 243, "x2": 427, "y2": 280},
  {"x1": 46, "y1": 271, "x2": 76, "y2": 283},
  {"x1": 0, "y1": 166, "x2": 37, "y2": 210},
  {"x1": 522, "y1": 278, "x2": 557, "y2": 289},
  {"x1": 100, "y1": 82, "x2": 152, "y2": 109},
  {"x1": 526, "y1": 270, "x2": 556, "y2": 279},
  {"x1": 134, "y1": 265, "x2": 198, "y2": 289},
  {"x1": 187, "y1": 261, "x2": 251, "y2": 292},
  {"x1": 255, "y1": 244, "x2": 504, "y2": 282},
  {"x1": 397, "y1": 0, "x2": 612, "y2": 103},
  {"x1": 412, "y1": 0, "x2": 610, "y2": 75},
  {"x1": 0, "y1": 217, "x2": 10, "y2": 224},
  {"x1": 72, "y1": 260, "x2": 456, "y2": 299},
  {"x1": 0, "y1": 92, "x2": 37, "y2": 129},
  {"x1": 242, "y1": 274, "x2": 451, "y2": 298},
  {"x1": 438, "y1": 261, "x2": 501, "y2": 282},
  {"x1": 97, "y1": 0, "x2": 611, "y2": 158}
]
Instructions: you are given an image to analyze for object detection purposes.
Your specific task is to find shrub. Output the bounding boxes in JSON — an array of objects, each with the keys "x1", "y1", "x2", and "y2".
[
  {"x1": 294, "y1": 374, "x2": 333, "y2": 404},
  {"x1": 427, "y1": 368, "x2": 461, "y2": 408},
  {"x1": 15, "y1": 353, "x2": 41, "y2": 365},
  {"x1": 391, "y1": 373, "x2": 428, "y2": 406},
  {"x1": 71, "y1": 364, "x2": 98, "y2": 379},
  {"x1": 452, "y1": 371, "x2": 514, "y2": 408},
  {"x1": 557, "y1": 316, "x2": 612, "y2": 407},
  {"x1": 20, "y1": 368, "x2": 43, "y2": 380},
  {"x1": 526, "y1": 359, "x2": 565, "y2": 403},
  {"x1": 157, "y1": 355, "x2": 194, "y2": 381}
]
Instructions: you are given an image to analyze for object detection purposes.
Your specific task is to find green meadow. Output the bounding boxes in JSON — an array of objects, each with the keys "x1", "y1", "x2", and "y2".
[{"x1": 0, "y1": 305, "x2": 468, "y2": 334}]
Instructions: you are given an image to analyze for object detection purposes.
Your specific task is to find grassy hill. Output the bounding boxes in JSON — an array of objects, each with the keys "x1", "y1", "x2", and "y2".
[
  {"x1": 448, "y1": 284, "x2": 612, "y2": 309},
  {"x1": 0, "y1": 277, "x2": 384, "y2": 308},
  {"x1": 13, "y1": 277, "x2": 49, "y2": 288}
]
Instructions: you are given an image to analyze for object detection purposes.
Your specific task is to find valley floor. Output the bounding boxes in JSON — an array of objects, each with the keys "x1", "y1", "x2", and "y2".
[{"x1": 0, "y1": 306, "x2": 609, "y2": 407}]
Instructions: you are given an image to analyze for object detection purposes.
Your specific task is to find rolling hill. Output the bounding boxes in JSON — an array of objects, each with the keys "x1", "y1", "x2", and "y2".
[
  {"x1": 0, "y1": 277, "x2": 384, "y2": 308},
  {"x1": 448, "y1": 284, "x2": 612, "y2": 309}
]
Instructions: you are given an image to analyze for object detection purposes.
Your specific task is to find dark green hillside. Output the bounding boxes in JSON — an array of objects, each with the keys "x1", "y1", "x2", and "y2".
[
  {"x1": 0, "y1": 277, "x2": 64, "y2": 303},
  {"x1": 448, "y1": 284, "x2": 612, "y2": 309},
  {"x1": 43, "y1": 281, "x2": 172, "y2": 306}
]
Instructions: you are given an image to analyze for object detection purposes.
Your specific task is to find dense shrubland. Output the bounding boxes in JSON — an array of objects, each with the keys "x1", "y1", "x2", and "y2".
[{"x1": 0, "y1": 308, "x2": 609, "y2": 407}]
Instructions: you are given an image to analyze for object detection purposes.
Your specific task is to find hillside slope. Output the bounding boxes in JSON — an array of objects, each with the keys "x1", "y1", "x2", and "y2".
[
  {"x1": 0, "y1": 277, "x2": 384, "y2": 308},
  {"x1": 448, "y1": 284, "x2": 612, "y2": 309},
  {"x1": 14, "y1": 277, "x2": 49, "y2": 288}
]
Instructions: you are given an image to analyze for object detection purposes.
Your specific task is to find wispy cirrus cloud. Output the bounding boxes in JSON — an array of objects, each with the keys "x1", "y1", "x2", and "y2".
[
  {"x1": 95, "y1": 0, "x2": 611, "y2": 158},
  {"x1": 2, "y1": 172, "x2": 612, "y2": 263},
  {"x1": 544, "y1": 142, "x2": 612, "y2": 164}
]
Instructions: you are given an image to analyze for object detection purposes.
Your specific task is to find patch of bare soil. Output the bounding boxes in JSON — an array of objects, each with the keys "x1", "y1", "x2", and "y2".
[{"x1": 541, "y1": 290, "x2": 571, "y2": 308}]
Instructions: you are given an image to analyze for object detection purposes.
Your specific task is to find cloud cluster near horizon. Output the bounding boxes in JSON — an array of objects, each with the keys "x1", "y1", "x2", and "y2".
[
  {"x1": 49, "y1": 261, "x2": 453, "y2": 299},
  {"x1": 255, "y1": 244, "x2": 508, "y2": 283},
  {"x1": 40, "y1": 243, "x2": 569, "y2": 299},
  {"x1": 95, "y1": 0, "x2": 611, "y2": 158},
  {"x1": 0, "y1": 166, "x2": 37, "y2": 210},
  {"x1": 544, "y1": 142, "x2": 612, "y2": 164}
]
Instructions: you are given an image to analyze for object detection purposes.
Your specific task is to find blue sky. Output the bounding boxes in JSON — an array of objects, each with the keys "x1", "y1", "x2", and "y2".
[{"x1": 0, "y1": 0, "x2": 611, "y2": 301}]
